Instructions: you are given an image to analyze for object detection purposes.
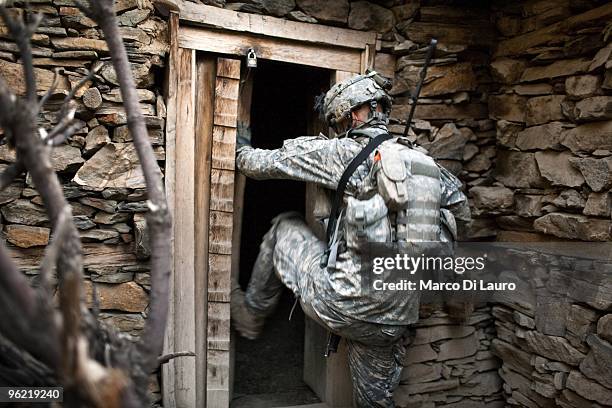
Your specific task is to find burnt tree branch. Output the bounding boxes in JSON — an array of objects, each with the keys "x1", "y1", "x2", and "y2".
[
  {"x1": 0, "y1": 7, "x2": 85, "y2": 391},
  {"x1": 0, "y1": 76, "x2": 62, "y2": 374},
  {"x1": 80, "y1": 0, "x2": 172, "y2": 381},
  {"x1": 0, "y1": 5, "x2": 123, "y2": 407},
  {"x1": 0, "y1": 1, "x2": 172, "y2": 405},
  {"x1": 158, "y1": 351, "x2": 196, "y2": 365}
]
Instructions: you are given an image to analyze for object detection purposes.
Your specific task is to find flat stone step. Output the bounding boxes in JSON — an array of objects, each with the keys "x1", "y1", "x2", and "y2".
[{"x1": 231, "y1": 392, "x2": 323, "y2": 408}]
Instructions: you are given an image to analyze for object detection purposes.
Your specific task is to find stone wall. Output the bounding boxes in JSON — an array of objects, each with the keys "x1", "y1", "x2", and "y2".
[
  {"x1": 199, "y1": 1, "x2": 612, "y2": 406},
  {"x1": 485, "y1": 1, "x2": 612, "y2": 407},
  {"x1": 487, "y1": 0, "x2": 612, "y2": 242},
  {"x1": 489, "y1": 247, "x2": 612, "y2": 407},
  {"x1": 394, "y1": 306, "x2": 504, "y2": 408},
  {"x1": 196, "y1": 0, "x2": 504, "y2": 405},
  {"x1": 0, "y1": 0, "x2": 168, "y2": 403},
  {"x1": 1, "y1": 0, "x2": 611, "y2": 406}
]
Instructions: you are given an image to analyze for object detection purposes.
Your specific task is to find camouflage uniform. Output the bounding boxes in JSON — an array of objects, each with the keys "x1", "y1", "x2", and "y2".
[{"x1": 236, "y1": 125, "x2": 469, "y2": 407}]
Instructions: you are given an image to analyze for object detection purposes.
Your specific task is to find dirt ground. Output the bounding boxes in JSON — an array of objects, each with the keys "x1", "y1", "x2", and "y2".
[{"x1": 232, "y1": 290, "x2": 321, "y2": 407}]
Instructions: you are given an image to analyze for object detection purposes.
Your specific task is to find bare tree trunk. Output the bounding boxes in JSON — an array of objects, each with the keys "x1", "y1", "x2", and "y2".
[
  {"x1": 94, "y1": 4, "x2": 172, "y2": 376},
  {"x1": 78, "y1": 0, "x2": 173, "y2": 397},
  {"x1": 0, "y1": 1, "x2": 173, "y2": 405}
]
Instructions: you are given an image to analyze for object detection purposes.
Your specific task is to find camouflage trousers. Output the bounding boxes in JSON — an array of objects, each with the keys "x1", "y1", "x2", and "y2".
[{"x1": 244, "y1": 213, "x2": 409, "y2": 408}]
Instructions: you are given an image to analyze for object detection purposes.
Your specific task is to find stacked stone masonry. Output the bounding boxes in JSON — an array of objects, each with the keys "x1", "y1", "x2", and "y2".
[
  {"x1": 486, "y1": 1, "x2": 612, "y2": 407},
  {"x1": 0, "y1": 0, "x2": 168, "y2": 403},
  {"x1": 1, "y1": 0, "x2": 610, "y2": 406},
  {"x1": 489, "y1": 248, "x2": 612, "y2": 408},
  {"x1": 489, "y1": 0, "x2": 612, "y2": 244}
]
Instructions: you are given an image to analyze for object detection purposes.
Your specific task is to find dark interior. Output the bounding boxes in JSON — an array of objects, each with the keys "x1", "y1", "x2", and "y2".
[{"x1": 232, "y1": 59, "x2": 329, "y2": 407}]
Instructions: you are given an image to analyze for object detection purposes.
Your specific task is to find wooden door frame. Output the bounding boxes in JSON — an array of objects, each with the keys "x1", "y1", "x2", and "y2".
[{"x1": 163, "y1": 3, "x2": 381, "y2": 407}]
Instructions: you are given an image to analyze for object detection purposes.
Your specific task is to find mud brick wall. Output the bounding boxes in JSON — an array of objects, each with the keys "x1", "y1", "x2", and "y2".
[{"x1": 0, "y1": 0, "x2": 168, "y2": 403}]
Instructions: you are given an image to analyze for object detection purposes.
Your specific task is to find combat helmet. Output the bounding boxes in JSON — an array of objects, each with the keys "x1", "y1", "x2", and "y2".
[{"x1": 319, "y1": 71, "x2": 393, "y2": 133}]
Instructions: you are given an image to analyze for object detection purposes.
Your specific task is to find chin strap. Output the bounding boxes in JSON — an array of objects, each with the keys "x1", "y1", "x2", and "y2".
[
  {"x1": 352, "y1": 100, "x2": 389, "y2": 132},
  {"x1": 334, "y1": 101, "x2": 389, "y2": 138}
]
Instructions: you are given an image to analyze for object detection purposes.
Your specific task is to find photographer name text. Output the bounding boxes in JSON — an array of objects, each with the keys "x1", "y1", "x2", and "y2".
[{"x1": 372, "y1": 279, "x2": 516, "y2": 291}]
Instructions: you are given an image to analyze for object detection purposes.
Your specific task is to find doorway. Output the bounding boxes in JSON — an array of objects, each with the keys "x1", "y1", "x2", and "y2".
[
  {"x1": 164, "y1": 6, "x2": 378, "y2": 405},
  {"x1": 233, "y1": 60, "x2": 330, "y2": 407}
]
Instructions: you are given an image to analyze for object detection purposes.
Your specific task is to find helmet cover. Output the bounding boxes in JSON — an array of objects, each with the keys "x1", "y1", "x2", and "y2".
[{"x1": 318, "y1": 71, "x2": 393, "y2": 130}]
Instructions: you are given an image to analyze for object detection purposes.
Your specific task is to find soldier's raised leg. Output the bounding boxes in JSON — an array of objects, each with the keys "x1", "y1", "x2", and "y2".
[{"x1": 232, "y1": 212, "x2": 327, "y2": 339}]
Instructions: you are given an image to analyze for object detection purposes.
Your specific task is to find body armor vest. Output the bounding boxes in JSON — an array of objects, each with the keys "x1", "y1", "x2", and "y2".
[
  {"x1": 375, "y1": 142, "x2": 441, "y2": 243},
  {"x1": 342, "y1": 138, "x2": 443, "y2": 253}
]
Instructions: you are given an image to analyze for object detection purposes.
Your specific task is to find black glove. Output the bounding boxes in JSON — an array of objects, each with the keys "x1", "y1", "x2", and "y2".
[{"x1": 237, "y1": 121, "x2": 252, "y2": 149}]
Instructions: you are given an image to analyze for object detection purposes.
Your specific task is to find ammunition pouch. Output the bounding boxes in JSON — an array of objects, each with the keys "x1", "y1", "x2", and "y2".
[
  {"x1": 345, "y1": 194, "x2": 391, "y2": 251},
  {"x1": 374, "y1": 145, "x2": 408, "y2": 211}
]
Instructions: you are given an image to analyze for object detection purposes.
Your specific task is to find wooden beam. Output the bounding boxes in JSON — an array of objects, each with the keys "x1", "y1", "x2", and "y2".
[
  {"x1": 162, "y1": 12, "x2": 179, "y2": 408},
  {"x1": 173, "y1": 46, "x2": 197, "y2": 407},
  {"x1": 209, "y1": 169, "x2": 235, "y2": 213},
  {"x1": 206, "y1": 350, "x2": 231, "y2": 407},
  {"x1": 324, "y1": 341, "x2": 352, "y2": 406},
  {"x1": 178, "y1": 26, "x2": 363, "y2": 73},
  {"x1": 211, "y1": 127, "x2": 237, "y2": 171},
  {"x1": 213, "y1": 77, "x2": 240, "y2": 127},
  {"x1": 208, "y1": 209, "x2": 234, "y2": 256},
  {"x1": 403, "y1": 22, "x2": 496, "y2": 47},
  {"x1": 495, "y1": 2, "x2": 612, "y2": 57},
  {"x1": 303, "y1": 317, "x2": 328, "y2": 401},
  {"x1": 194, "y1": 55, "x2": 216, "y2": 408},
  {"x1": 206, "y1": 57, "x2": 240, "y2": 408},
  {"x1": 208, "y1": 254, "x2": 233, "y2": 300},
  {"x1": 176, "y1": 0, "x2": 377, "y2": 50}
]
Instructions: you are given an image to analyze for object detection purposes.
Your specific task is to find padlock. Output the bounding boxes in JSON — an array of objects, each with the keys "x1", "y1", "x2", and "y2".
[{"x1": 246, "y1": 48, "x2": 257, "y2": 68}]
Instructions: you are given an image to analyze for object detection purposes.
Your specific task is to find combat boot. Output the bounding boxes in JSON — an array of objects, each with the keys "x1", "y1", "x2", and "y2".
[{"x1": 231, "y1": 288, "x2": 265, "y2": 340}]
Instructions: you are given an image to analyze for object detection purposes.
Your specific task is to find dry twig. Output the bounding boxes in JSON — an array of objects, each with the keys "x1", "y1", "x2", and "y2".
[{"x1": 0, "y1": 1, "x2": 172, "y2": 406}]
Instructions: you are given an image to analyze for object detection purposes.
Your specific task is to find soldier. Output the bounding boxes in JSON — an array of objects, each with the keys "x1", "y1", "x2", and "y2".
[{"x1": 231, "y1": 72, "x2": 470, "y2": 407}]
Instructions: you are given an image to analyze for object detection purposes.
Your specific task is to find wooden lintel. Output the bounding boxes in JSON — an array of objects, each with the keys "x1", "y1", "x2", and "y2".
[
  {"x1": 176, "y1": 0, "x2": 377, "y2": 50},
  {"x1": 179, "y1": 27, "x2": 363, "y2": 73},
  {"x1": 495, "y1": 2, "x2": 612, "y2": 58}
]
